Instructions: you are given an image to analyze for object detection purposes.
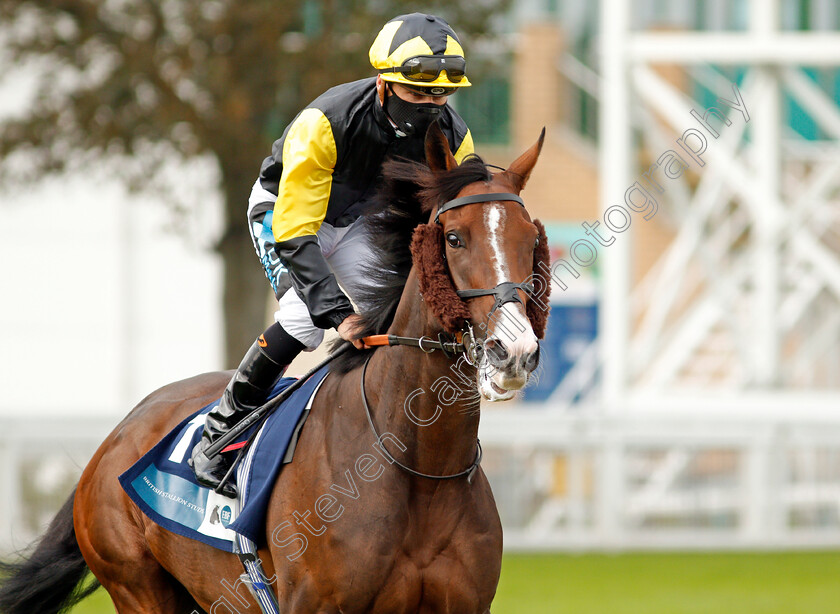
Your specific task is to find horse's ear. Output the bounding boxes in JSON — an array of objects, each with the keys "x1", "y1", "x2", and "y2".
[
  {"x1": 425, "y1": 122, "x2": 457, "y2": 172},
  {"x1": 503, "y1": 127, "x2": 545, "y2": 193}
]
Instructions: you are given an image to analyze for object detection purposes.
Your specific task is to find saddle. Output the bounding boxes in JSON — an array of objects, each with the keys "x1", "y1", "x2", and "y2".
[{"x1": 119, "y1": 366, "x2": 330, "y2": 551}]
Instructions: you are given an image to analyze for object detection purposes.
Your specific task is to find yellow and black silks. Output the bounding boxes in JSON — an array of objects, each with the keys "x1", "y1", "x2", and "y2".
[{"x1": 253, "y1": 76, "x2": 473, "y2": 330}]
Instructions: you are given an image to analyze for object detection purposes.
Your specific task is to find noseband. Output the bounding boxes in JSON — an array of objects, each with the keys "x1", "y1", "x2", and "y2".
[{"x1": 456, "y1": 281, "x2": 535, "y2": 320}]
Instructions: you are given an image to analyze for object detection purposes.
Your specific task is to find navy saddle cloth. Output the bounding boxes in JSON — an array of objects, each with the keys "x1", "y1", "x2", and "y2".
[{"x1": 119, "y1": 366, "x2": 330, "y2": 551}]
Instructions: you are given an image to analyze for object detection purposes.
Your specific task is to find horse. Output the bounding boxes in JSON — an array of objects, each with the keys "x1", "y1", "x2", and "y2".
[{"x1": 0, "y1": 122, "x2": 549, "y2": 614}]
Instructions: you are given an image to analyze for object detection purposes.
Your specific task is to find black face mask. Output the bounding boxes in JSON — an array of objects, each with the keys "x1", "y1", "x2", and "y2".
[{"x1": 384, "y1": 86, "x2": 443, "y2": 137}]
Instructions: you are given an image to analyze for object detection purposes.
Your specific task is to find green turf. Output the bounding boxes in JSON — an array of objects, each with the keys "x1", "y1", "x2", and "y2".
[
  {"x1": 69, "y1": 588, "x2": 114, "y2": 613},
  {"x1": 67, "y1": 551, "x2": 840, "y2": 613},
  {"x1": 493, "y1": 551, "x2": 840, "y2": 614}
]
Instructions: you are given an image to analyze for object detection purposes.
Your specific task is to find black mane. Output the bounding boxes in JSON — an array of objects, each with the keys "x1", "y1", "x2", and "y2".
[{"x1": 328, "y1": 153, "x2": 492, "y2": 374}]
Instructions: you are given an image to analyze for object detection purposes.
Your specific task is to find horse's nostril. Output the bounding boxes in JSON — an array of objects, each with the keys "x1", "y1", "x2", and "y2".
[
  {"x1": 484, "y1": 338, "x2": 509, "y2": 367},
  {"x1": 523, "y1": 345, "x2": 540, "y2": 372}
]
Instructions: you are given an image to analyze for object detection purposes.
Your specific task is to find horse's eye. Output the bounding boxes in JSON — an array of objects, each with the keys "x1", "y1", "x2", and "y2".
[
  {"x1": 534, "y1": 237, "x2": 540, "y2": 248},
  {"x1": 446, "y1": 232, "x2": 462, "y2": 248}
]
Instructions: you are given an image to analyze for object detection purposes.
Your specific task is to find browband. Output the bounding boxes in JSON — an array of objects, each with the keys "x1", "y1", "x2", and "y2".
[{"x1": 434, "y1": 192, "x2": 524, "y2": 224}]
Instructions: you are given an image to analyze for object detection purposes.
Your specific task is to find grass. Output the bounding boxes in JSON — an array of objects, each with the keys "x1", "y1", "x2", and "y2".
[
  {"x1": 493, "y1": 551, "x2": 840, "y2": 614},
  {"x1": 66, "y1": 551, "x2": 840, "y2": 613}
]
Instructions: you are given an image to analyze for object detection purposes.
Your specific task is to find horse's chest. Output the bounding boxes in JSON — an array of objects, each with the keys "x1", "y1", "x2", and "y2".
[
  {"x1": 367, "y1": 508, "x2": 500, "y2": 613},
  {"x1": 370, "y1": 550, "x2": 488, "y2": 614}
]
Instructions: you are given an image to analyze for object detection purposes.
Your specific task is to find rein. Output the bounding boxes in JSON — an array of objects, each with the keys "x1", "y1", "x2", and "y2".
[
  {"x1": 362, "y1": 325, "x2": 481, "y2": 363},
  {"x1": 212, "y1": 192, "x2": 538, "y2": 491},
  {"x1": 359, "y1": 354, "x2": 483, "y2": 484}
]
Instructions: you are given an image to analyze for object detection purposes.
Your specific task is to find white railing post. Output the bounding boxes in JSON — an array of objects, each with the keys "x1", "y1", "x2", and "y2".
[
  {"x1": 598, "y1": 0, "x2": 632, "y2": 406},
  {"x1": 1, "y1": 439, "x2": 22, "y2": 552}
]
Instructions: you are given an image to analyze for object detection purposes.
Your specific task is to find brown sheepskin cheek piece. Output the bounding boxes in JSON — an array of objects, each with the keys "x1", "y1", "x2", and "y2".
[
  {"x1": 527, "y1": 219, "x2": 551, "y2": 339},
  {"x1": 410, "y1": 223, "x2": 472, "y2": 333}
]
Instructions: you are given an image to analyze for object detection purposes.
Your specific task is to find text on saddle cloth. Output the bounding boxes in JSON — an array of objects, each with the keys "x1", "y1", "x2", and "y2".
[{"x1": 118, "y1": 367, "x2": 330, "y2": 551}]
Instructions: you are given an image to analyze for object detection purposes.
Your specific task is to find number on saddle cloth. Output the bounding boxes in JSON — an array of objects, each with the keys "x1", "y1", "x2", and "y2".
[{"x1": 118, "y1": 367, "x2": 330, "y2": 551}]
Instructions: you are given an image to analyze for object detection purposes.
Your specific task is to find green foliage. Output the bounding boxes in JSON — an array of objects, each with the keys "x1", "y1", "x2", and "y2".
[
  {"x1": 0, "y1": 0, "x2": 508, "y2": 188},
  {"x1": 456, "y1": 74, "x2": 510, "y2": 145},
  {"x1": 0, "y1": 0, "x2": 509, "y2": 361}
]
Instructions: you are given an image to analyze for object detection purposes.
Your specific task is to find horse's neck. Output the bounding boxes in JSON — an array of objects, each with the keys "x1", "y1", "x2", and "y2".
[{"x1": 364, "y1": 269, "x2": 480, "y2": 477}]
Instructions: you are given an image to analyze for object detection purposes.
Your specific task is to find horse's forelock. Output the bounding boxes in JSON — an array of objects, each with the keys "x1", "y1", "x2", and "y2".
[{"x1": 419, "y1": 154, "x2": 493, "y2": 215}]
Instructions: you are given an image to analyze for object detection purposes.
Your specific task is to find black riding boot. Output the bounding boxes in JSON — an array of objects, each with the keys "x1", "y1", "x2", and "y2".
[{"x1": 190, "y1": 325, "x2": 305, "y2": 497}]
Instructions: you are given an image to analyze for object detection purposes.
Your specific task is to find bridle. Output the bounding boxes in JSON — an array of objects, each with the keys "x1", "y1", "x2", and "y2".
[
  {"x1": 363, "y1": 190, "x2": 536, "y2": 361},
  {"x1": 358, "y1": 190, "x2": 535, "y2": 483},
  {"x1": 437, "y1": 191, "x2": 536, "y2": 320},
  {"x1": 433, "y1": 191, "x2": 523, "y2": 222}
]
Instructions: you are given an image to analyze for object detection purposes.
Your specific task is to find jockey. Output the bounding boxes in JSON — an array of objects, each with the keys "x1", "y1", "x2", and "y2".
[{"x1": 191, "y1": 13, "x2": 475, "y2": 496}]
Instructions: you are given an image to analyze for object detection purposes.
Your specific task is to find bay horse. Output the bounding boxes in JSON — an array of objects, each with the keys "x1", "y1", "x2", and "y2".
[{"x1": 0, "y1": 123, "x2": 549, "y2": 614}]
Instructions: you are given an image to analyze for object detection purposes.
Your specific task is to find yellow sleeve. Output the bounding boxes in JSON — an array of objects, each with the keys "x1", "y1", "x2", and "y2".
[
  {"x1": 453, "y1": 129, "x2": 474, "y2": 164},
  {"x1": 272, "y1": 108, "x2": 338, "y2": 243}
]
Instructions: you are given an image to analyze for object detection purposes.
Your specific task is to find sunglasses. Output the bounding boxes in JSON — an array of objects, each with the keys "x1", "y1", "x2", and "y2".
[{"x1": 381, "y1": 55, "x2": 466, "y2": 83}]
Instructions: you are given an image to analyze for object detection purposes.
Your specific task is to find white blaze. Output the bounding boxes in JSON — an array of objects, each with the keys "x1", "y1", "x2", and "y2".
[
  {"x1": 484, "y1": 204, "x2": 507, "y2": 285},
  {"x1": 497, "y1": 302, "x2": 538, "y2": 356},
  {"x1": 482, "y1": 203, "x2": 538, "y2": 357}
]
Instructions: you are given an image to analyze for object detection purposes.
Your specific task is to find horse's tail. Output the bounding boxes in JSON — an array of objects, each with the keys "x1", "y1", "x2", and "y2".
[{"x1": 0, "y1": 487, "x2": 100, "y2": 614}]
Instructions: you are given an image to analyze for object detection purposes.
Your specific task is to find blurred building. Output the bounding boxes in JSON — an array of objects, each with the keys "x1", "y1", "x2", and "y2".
[{"x1": 0, "y1": 174, "x2": 224, "y2": 417}]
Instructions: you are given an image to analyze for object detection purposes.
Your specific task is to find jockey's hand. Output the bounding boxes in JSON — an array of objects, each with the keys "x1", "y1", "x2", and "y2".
[{"x1": 338, "y1": 314, "x2": 368, "y2": 350}]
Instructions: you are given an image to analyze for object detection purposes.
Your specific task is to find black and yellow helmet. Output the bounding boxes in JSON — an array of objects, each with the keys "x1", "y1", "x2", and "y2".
[{"x1": 370, "y1": 13, "x2": 471, "y2": 93}]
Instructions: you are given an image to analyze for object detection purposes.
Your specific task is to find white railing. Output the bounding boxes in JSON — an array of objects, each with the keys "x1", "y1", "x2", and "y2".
[
  {"x1": 0, "y1": 415, "x2": 116, "y2": 554},
  {"x1": 2, "y1": 407, "x2": 840, "y2": 554},
  {"x1": 479, "y1": 404, "x2": 840, "y2": 550}
]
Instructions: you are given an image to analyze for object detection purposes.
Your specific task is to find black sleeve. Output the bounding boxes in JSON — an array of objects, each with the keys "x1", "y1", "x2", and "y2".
[{"x1": 275, "y1": 235, "x2": 356, "y2": 329}]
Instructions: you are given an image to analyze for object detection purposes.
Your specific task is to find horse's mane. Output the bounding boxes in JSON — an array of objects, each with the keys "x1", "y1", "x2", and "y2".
[{"x1": 328, "y1": 153, "x2": 492, "y2": 374}]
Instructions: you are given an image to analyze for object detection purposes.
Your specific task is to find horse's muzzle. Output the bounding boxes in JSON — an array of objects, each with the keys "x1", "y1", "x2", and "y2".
[{"x1": 483, "y1": 335, "x2": 540, "y2": 391}]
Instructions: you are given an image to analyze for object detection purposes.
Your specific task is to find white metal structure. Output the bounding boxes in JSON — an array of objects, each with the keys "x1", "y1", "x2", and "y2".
[
  {"x1": 478, "y1": 408, "x2": 840, "y2": 550},
  {"x1": 477, "y1": 0, "x2": 840, "y2": 550},
  {"x1": 600, "y1": 0, "x2": 840, "y2": 399}
]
